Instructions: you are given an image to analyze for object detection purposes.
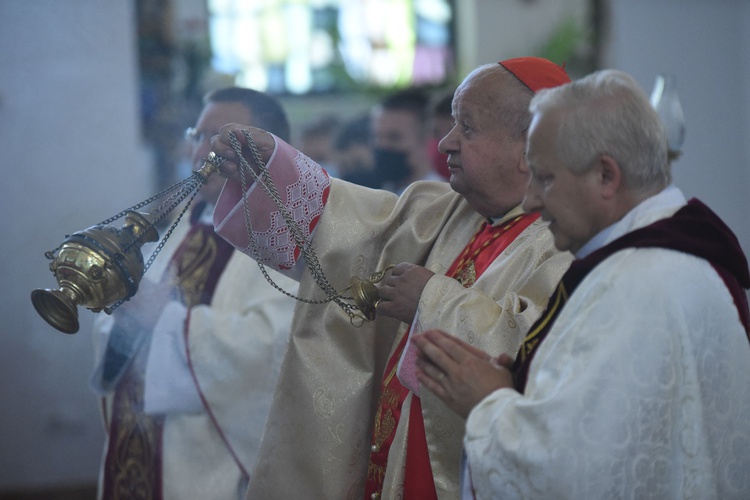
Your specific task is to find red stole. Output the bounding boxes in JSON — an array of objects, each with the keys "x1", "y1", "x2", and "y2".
[
  {"x1": 513, "y1": 198, "x2": 750, "y2": 393},
  {"x1": 364, "y1": 212, "x2": 539, "y2": 499},
  {"x1": 101, "y1": 212, "x2": 235, "y2": 500},
  {"x1": 101, "y1": 340, "x2": 165, "y2": 500}
]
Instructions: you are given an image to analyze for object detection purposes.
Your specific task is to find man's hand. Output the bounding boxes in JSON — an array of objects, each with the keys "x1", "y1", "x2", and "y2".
[
  {"x1": 209, "y1": 125, "x2": 276, "y2": 182},
  {"x1": 376, "y1": 262, "x2": 434, "y2": 324},
  {"x1": 413, "y1": 329, "x2": 515, "y2": 419}
]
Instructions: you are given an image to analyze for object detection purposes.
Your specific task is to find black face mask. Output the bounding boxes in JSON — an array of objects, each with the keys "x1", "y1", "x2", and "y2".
[{"x1": 372, "y1": 147, "x2": 411, "y2": 185}]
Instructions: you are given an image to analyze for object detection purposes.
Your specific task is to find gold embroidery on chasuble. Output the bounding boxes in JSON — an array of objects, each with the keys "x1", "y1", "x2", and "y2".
[
  {"x1": 368, "y1": 387, "x2": 396, "y2": 486},
  {"x1": 456, "y1": 261, "x2": 477, "y2": 287},
  {"x1": 174, "y1": 228, "x2": 219, "y2": 308},
  {"x1": 366, "y1": 361, "x2": 407, "y2": 489},
  {"x1": 372, "y1": 386, "x2": 399, "y2": 452}
]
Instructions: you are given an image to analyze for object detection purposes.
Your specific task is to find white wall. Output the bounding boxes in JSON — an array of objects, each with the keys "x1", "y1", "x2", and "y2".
[
  {"x1": 0, "y1": 0, "x2": 150, "y2": 491},
  {"x1": 604, "y1": 0, "x2": 750, "y2": 268},
  {"x1": 457, "y1": 0, "x2": 591, "y2": 76}
]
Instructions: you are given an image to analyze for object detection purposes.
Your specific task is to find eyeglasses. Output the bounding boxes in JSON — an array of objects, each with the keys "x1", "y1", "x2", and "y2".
[{"x1": 184, "y1": 127, "x2": 208, "y2": 144}]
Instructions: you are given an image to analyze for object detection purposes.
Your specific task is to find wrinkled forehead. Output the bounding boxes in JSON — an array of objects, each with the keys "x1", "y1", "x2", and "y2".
[
  {"x1": 453, "y1": 79, "x2": 492, "y2": 114},
  {"x1": 453, "y1": 80, "x2": 520, "y2": 132}
]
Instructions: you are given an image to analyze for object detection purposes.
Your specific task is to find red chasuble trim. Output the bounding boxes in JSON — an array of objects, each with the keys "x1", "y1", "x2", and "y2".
[
  {"x1": 403, "y1": 396, "x2": 437, "y2": 499},
  {"x1": 291, "y1": 173, "x2": 331, "y2": 266},
  {"x1": 449, "y1": 213, "x2": 540, "y2": 282}
]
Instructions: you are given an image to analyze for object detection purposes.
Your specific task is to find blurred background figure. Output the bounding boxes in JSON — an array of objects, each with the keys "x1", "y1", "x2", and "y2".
[
  {"x1": 333, "y1": 113, "x2": 375, "y2": 186},
  {"x1": 370, "y1": 88, "x2": 445, "y2": 193},
  {"x1": 296, "y1": 114, "x2": 342, "y2": 177},
  {"x1": 428, "y1": 88, "x2": 455, "y2": 180},
  {"x1": 90, "y1": 87, "x2": 298, "y2": 500}
]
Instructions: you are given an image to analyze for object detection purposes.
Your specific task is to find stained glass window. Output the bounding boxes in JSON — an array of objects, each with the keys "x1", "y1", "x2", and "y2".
[{"x1": 208, "y1": 0, "x2": 454, "y2": 94}]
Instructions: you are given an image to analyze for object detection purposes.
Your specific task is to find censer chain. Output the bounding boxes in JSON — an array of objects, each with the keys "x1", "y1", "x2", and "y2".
[
  {"x1": 44, "y1": 174, "x2": 201, "y2": 260},
  {"x1": 106, "y1": 176, "x2": 206, "y2": 313}
]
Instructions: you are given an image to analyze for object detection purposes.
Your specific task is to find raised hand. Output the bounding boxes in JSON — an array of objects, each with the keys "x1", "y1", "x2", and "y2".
[{"x1": 209, "y1": 125, "x2": 276, "y2": 182}]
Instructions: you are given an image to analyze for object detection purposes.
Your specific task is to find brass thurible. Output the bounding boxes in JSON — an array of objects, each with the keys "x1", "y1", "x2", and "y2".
[
  {"x1": 31, "y1": 211, "x2": 159, "y2": 334},
  {"x1": 348, "y1": 265, "x2": 394, "y2": 322},
  {"x1": 31, "y1": 154, "x2": 223, "y2": 334}
]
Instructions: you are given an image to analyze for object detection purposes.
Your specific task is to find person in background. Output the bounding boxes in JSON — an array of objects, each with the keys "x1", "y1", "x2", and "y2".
[
  {"x1": 333, "y1": 112, "x2": 375, "y2": 185},
  {"x1": 90, "y1": 87, "x2": 298, "y2": 500},
  {"x1": 370, "y1": 87, "x2": 445, "y2": 193},
  {"x1": 296, "y1": 114, "x2": 341, "y2": 177},
  {"x1": 209, "y1": 57, "x2": 573, "y2": 498},
  {"x1": 341, "y1": 88, "x2": 446, "y2": 192},
  {"x1": 413, "y1": 69, "x2": 750, "y2": 499}
]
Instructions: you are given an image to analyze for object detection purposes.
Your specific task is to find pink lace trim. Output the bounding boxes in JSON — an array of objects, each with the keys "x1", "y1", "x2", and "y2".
[{"x1": 249, "y1": 152, "x2": 330, "y2": 269}]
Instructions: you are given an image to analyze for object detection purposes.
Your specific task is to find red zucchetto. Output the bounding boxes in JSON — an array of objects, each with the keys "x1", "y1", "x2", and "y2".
[{"x1": 499, "y1": 56, "x2": 571, "y2": 93}]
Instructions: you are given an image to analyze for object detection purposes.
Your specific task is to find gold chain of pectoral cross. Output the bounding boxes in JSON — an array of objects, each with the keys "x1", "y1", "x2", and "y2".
[{"x1": 452, "y1": 214, "x2": 525, "y2": 282}]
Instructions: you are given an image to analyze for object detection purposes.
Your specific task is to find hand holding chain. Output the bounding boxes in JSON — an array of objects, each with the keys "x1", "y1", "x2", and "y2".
[
  {"x1": 31, "y1": 161, "x2": 216, "y2": 333},
  {"x1": 218, "y1": 129, "x2": 391, "y2": 326}
]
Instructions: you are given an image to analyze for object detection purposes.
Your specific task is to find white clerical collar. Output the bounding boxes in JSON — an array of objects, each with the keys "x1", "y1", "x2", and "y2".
[
  {"x1": 575, "y1": 184, "x2": 687, "y2": 259},
  {"x1": 487, "y1": 204, "x2": 527, "y2": 226}
]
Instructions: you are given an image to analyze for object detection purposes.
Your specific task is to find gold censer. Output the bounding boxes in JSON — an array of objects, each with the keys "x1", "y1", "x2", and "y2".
[
  {"x1": 31, "y1": 157, "x2": 221, "y2": 334},
  {"x1": 31, "y1": 211, "x2": 158, "y2": 334}
]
